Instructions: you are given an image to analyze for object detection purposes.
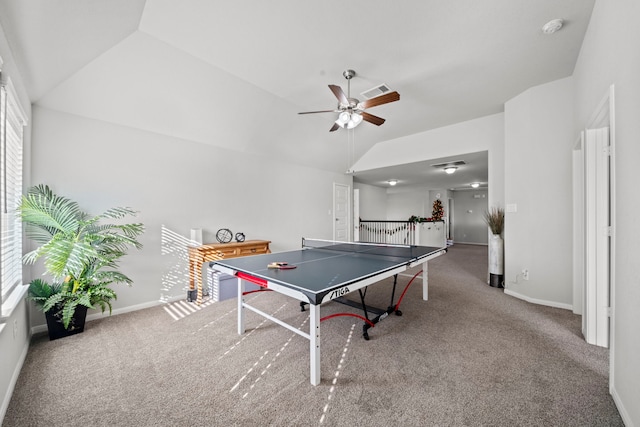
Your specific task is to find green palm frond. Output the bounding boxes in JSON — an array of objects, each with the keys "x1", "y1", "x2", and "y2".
[
  {"x1": 27, "y1": 279, "x2": 62, "y2": 307},
  {"x1": 40, "y1": 238, "x2": 100, "y2": 279},
  {"x1": 23, "y1": 225, "x2": 56, "y2": 245},
  {"x1": 20, "y1": 184, "x2": 81, "y2": 237},
  {"x1": 61, "y1": 300, "x2": 80, "y2": 329},
  {"x1": 22, "y1": 248, "x2": 44, "y2": 265},
  {"x1": 89, "y1": 286, "x2": 117, "y2": 312},
  {"x1": 99, "y1": 206, "x2": 139, "y2": 220},
  {"x1": 75, "y1": 292, "x2": 93, "y2": 308},
  {"x1": 86, "y1": 223, "x2": 144, "y2": 248},
  {"x1": 93, "y1": 270, "x2": 133, "y2": 286},
  {"x1": 41, "y1": 292, "x2": 65, "y2": 313}
]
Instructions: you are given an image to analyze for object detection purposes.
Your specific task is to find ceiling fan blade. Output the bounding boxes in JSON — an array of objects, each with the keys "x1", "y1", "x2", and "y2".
[
  {"x1": 361, "y1": 111, "x2": 386, "y2": 126},
  {"x1": 329, "y1": 123, "x2": 340, "y2": 132},
  {"x1": 329, "y1": 84, "x2": 349, "y2": 105},
  {"x1": 360, "y1": 91, "x2": 400, "y2": 109},
  {"x1": 298, "y1": 109, "x2": 339, "y2": 114}
]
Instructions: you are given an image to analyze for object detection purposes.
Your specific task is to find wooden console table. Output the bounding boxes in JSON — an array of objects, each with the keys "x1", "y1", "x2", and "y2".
[{"x1": 188, "y1": 240, "x2": 271, "y2": 304}]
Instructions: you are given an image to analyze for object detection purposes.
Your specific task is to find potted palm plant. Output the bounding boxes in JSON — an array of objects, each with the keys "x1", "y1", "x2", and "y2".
[
  {"x1": 19, "y1": 184, "x2": 144, "y2": 340},
  {"x1": 483, "y1": 206, "x2": 505, "y2": 288}
]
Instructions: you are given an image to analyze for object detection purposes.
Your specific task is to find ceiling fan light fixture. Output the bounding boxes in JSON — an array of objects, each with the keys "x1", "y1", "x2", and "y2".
[
  {"x1": 335, "y1": 112, "x2": 350, "y2": 128},
  {"x1": 336, "y1": 111, "x2": 364, "y2": 129},
  {"x1": 444, "y1": 166, "x2": 458, "y2": 174}
]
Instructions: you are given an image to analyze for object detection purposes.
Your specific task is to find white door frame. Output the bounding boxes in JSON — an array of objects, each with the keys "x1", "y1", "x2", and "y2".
[{"x1": 572, "y1": 85, "x2": 616, "y2": 388}]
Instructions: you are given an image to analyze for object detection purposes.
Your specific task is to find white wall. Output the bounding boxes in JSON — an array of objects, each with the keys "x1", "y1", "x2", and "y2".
[
  {"x1": 353, "y1": 182, "x2": 387, "y2": 220},
  {"x1": 452, "y1": 190, "x2": 488, "y2": 244},
  {"x1": 386, "y1": 191, "x2": 427, "y2": 221},
  {"x1": 503, "y1": 77, "x2": 574, "y2": 308},
  {"x1": 573, "y1": 1, "x2": 640, "y2": 424},
  {"x1": 28, "y1": 106, "x2": 352, "y2": 327},
  {"x1": 380, "y1": 188, "x2": 452, "y2": 222}
]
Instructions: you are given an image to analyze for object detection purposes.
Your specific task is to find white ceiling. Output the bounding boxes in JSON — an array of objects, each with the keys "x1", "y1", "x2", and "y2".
[{"x1": 0, "y1": 0, "x2": 595, "y2": 183}]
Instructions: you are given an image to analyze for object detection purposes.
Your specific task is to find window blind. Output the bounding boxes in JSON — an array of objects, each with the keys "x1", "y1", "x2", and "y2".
[{"x1": 0, "y1": 73, "x2": 26, "y2": 310}]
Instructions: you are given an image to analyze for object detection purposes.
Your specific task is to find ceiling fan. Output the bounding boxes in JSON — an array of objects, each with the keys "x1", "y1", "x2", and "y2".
[{"x1": 298, "y1": 69, "x2": 400, "y2": 132}]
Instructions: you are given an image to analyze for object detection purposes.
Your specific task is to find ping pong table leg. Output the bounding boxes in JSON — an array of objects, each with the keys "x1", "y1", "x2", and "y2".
[
  {"x1": 237, "y1": 277, "x2": 245, "y2": 335},
  {"x1": 309, "y1": 304, "x2": 321, "y2": 386},
  {"x1": 422, "y1": 261, "x2": 429, "y2": 301}
]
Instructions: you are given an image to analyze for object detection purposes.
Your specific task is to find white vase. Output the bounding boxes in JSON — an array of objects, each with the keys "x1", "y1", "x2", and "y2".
[{"x1": 488, "y1": 234, "x2": 504, "y2": 288}]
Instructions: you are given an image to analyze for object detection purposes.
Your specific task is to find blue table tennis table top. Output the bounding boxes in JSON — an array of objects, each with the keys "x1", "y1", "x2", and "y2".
[{"x1": 209, "y1": 239, "x2": 445, "y2": 305}]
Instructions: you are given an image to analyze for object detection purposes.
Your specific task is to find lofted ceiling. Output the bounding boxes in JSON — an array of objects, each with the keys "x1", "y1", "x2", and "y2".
[{"x1": 0, "y1": 0, "x2": 595, "y2": 180}]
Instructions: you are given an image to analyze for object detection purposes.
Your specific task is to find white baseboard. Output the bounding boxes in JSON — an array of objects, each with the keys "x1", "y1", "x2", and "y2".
[
  {"x1": 610, "y1": 385, "x2": 634, "y2": 427},
  {"x1": 504, "y1": 288, "x2": 573, "y2": 311},
  {"x1": 454, "y1": 242, "x2": 488, "y2": 246},
  {"x1": 30, "y1": 294, "x2": 186, "y2": 335}
]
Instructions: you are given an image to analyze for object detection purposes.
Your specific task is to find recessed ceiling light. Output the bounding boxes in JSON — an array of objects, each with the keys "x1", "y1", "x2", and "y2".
[
  {"x1": 388, "y1": 179, "x2": 398, "y2": 186},
  {"x1": 471, "y1": 183, "x2": 480, "y2": 188},
  {"x1": 444, "y1": 167, "x2": 457, "y2": 174},
  {"x1": 542, "y1": 19, "x2": 564, "y2": 34}
]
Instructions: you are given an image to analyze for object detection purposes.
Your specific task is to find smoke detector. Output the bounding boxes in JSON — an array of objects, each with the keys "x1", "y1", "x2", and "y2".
[{"x1": 542, "y1": 19, "x2": 564, "y2": 35}]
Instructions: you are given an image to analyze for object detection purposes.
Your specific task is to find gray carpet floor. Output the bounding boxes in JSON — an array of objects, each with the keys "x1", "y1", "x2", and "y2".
[{"x1": 3, "y1": 244, "x2": 623, "y2": 426}]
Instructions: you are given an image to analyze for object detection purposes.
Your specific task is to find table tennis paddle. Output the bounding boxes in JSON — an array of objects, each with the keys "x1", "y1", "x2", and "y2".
[{"x1": 268, "y1": 262, "x2": 297, "y2": 270}]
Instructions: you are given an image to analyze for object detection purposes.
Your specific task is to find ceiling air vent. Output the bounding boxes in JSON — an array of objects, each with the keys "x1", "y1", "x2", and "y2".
[
  {"x1": 361, "y1": 84, "x2": 391, "y2": 100},
  {"x1": 431, "y1": 160, "x2": 466, "y2": 168}
]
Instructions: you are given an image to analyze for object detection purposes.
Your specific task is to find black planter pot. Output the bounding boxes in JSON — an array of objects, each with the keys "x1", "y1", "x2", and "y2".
[{"x1": 44, "y1": 305, "x2": 89, "y2": 341}]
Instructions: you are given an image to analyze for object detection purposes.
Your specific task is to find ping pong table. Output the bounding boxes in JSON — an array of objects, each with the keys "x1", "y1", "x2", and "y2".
[{"x1": 208, "y1": 238, "x2": 446, "y2": 385}]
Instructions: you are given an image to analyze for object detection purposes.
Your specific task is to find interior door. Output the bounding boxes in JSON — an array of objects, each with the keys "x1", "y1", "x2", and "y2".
[
  {"x1": 333, "y1": 183, "x2": 350, "y2": 242},
  {"x1": 583, "y1": 127, "x2": 611, "y2": 348}
]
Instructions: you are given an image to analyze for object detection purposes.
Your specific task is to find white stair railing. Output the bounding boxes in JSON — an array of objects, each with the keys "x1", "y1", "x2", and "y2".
[{"x1": 358, "y1": 221, "x2": 416, "y2": 245}]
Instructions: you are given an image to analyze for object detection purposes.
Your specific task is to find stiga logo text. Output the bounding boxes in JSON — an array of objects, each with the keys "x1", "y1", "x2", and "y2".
[{"x1": 329, "y1": 286, "x2": 350, "y2": 300}]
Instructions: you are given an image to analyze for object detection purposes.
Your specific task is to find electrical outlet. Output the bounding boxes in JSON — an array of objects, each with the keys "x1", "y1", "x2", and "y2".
[{"x1": 522, "y1": 269, "x2": 529, "y2": 281}]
